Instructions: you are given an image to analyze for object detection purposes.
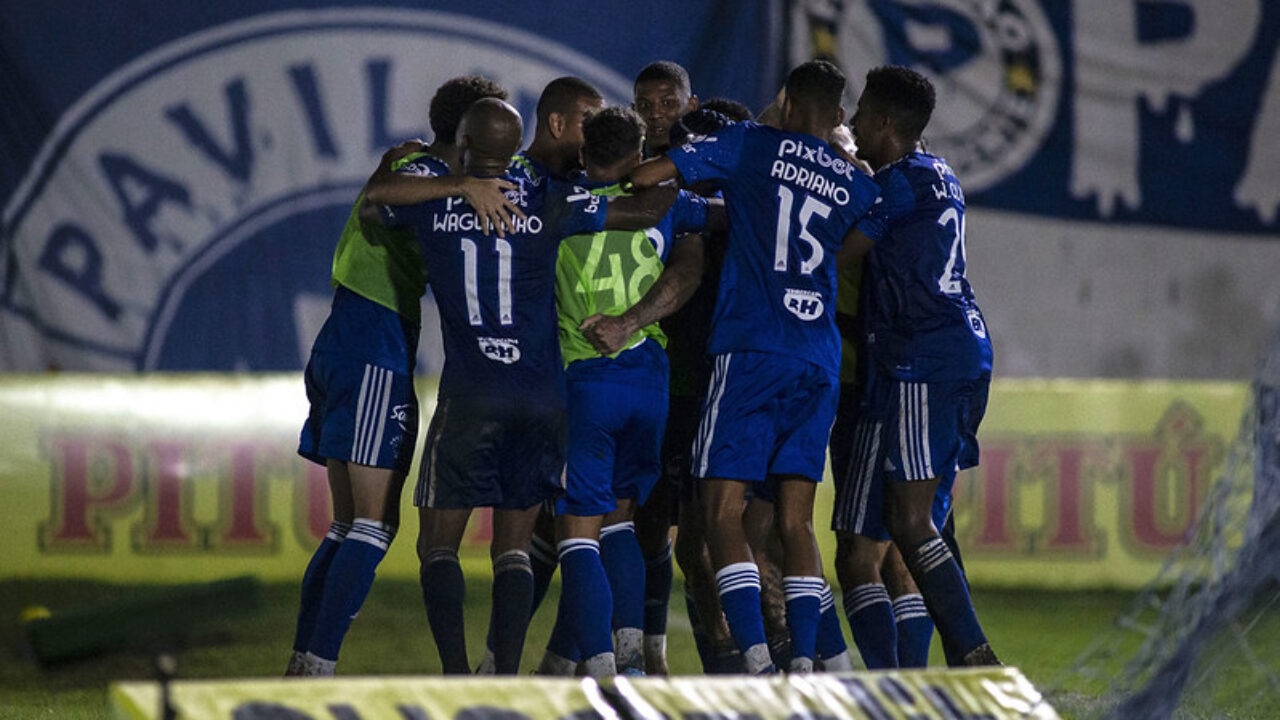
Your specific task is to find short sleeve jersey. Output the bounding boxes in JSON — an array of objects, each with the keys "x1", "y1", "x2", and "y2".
[
  {"x1": 380, "y1": 174, "x2": 607, "y2": 399},
  {"x1": 555, "y1": 186, "x2": 709, "y2": 366},
  {"x1": 667, "y1": 121, "x2": 881, "y2": 373},
  {"x1": 855, "y1": 151, "x2": 993, "y2": 381},
  {"x1": 329, "y1": 151, "x2": 446, "y2": 325}
]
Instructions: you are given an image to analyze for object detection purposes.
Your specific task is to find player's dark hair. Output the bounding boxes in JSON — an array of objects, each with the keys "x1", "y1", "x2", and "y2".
[
  {"x1": 862, "y1": 65, "x2": 936, "y2": 140},
  {"x1": 535, "y1": 76, "x2": 603, "y2": 124},
  {"x1": 700, "y1": 97, "x2": 752, "y2": 123},
  {"x1": 634, "y1": 61, "x2": 691, "y2": 95},
  {"x1": 429, "y1": 76, "x2": 509, "y2": 145},
  {"x1": 784, "y1": 60, "x2": 846, "y2": 117},
  {"x1": 581, "y1": 106, "x2": 645, "y2": 168}
]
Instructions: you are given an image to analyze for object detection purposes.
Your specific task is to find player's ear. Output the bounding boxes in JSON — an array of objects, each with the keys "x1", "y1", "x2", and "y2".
[
  {"x1": 836, "y1": 105, "x2": 846, "y2": 126},
  {"x1": 687, "y1": 95, "x2": 699, "y2": 112},
  {"x1": 578, "y1": 147, "x2": 586, "y2": 168},
  {"x1": 548, "y1": 111, "x2": 566, "y2": 139}
]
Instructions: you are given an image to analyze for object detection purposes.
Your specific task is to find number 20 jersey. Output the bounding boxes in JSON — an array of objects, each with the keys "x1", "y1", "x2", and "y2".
[
  {"x1": 856, "y1": 151, "x2": 993, "y2": 382},
  {"x1": 380, "y1": 175, "x2": 606, "y2": 400},
  {"x1": 668, "y1": 121, "x2": 881, "y2": 374}
]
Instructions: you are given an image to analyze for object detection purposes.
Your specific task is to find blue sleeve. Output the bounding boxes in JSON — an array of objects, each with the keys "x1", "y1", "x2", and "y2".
[
  {"x1": 666, "y1": 122, "x2": 746, "y2": 186},
  {"x1": 376, "y1": 155, "x2": 448, "y2": 227},
  {"x1": 549, "y1": 181, "x2": 607, "y2": 236},
  {"x1": 670, "y1": 190, "x2": 710, "y2": 234},
  {"x1": 378, "y1": 201, "x2": 433, "y2": 228},
  {"x1": 854, "y1": 169, "x2": 909, "y2": 243}
]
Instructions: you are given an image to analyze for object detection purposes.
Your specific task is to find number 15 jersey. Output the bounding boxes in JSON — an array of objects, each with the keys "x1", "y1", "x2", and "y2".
[{"x1": 668, "y1": 121, "x2": 881, "y2": 373}]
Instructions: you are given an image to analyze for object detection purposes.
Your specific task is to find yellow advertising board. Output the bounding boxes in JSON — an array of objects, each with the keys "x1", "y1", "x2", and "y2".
[
  {"x1": 0, "y1": 374, "x2": 1250, "y2": 588},
  {"x1": 110, "y1": 668, "x2": 1058, "y2": 720}
]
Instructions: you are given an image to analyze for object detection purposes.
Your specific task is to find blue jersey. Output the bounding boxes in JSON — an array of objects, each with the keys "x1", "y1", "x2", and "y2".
[
  {"x1": 856, "y1": 151, "x2": 993, "y2": 381},
  {"x1": 380, "y1": 174, "x2": 607, "y2": 399},
  {"x1": 668, "y1": 121, "x2": 881, "y2": 373}
]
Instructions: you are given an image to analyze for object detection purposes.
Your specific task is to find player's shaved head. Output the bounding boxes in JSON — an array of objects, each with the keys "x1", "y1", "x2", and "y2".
[
  {"x1": 785, "y1": 60, "x2": 846, "y2": 119},
  {"x1": 861, "y1": 65, "x2": 936, "y2": 141},
  {"x1": 634, "y1": 61, "x2": 691, "y2": 96},
  {"x1": 536, "y1": 76, "x2": 603, "y2": 124},
  {"x1": 429, "y1": 75, "x2": 509, "y2": 146},
  {"x1": 458, "y1": 98, "x2": 524, "y2": 162}
]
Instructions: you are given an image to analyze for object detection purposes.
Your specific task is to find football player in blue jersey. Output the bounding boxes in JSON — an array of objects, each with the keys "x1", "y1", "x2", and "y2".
[
  {"x1": 536, "y1": 106, "x2": 719, "y2": 678},
  {"x1": 467, "y1": 76, "x2": 602, "y2": 676},
  {"x1": 510, "y1": 76, "x2": 604, "y2": 183},
  {"x1": 628, "y1": 60, "x2": 701, "y2": 673},
  {"x1": 363, "y1": 98, "x2": 679, "y2": 675},
  {"x1": 287, "y1": 76, "x2": 513, "y2": 677},
  {"x1": 839, "y1": 65, "x2": 999, "y2": 667},
  {"x1": 616, "y1": 60, "x2": 882, "y2": 673}
]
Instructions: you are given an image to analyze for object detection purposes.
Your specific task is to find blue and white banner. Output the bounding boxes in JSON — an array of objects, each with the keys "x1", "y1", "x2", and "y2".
[
  {"x1": 0, "y1": 1, "x2": 780, "y2": 371},
  {"x1": 2, "y1": 1, "x2": 1277, "y2": 372},
  {"x1": 791, "y1": 0, "x2": 1280, "y2": 234}
]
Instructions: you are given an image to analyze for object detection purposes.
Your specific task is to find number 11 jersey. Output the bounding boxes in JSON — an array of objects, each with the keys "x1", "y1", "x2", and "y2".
[
  {"x1": 667, "y1": 121, "x2": 881, "y2": 373},
  {"x1": 380, "y1": 175, "x2": 607, "y2": 400}
]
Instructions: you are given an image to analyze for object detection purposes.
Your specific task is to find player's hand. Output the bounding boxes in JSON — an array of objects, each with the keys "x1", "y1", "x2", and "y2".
[
  {"x1": 669, "y1": 109, "x2": 733, "y2": 148},
  {"x1": 460, "y1": 177, "x2": 526, "y2": 237},
  {"x1": 579, "y1": 313, "x2": 637, "y2": 356},
  {"x1": 829, "y1": 125, "x2": 873, "y2": 174},
  {"x1": 382, "y1": 138, "x2": 427, "y2": 165}
]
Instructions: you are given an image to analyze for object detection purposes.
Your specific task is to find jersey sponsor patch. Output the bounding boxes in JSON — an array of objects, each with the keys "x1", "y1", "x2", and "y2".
[
  {"x1": 784, "y1": 289, "x2": 824, "y2": 321},
  {"x1": 478, "y1": 337, "x2": 521, "y2": 364}
]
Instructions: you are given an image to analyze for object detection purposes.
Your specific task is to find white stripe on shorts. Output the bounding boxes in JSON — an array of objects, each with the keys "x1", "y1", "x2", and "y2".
[
  {"x1": 852, "y1": 419, "x2": 881, "y2": 532},
  {"x1": 417, "y1": 399, "x2": 450, "y2": 508},
  {"x1": 898, "y1": 382, "x2": 934, "y2": 481},
  {"x1": 693, "y1": 353, "x2": 731, "y2": 478},
  {"x1": 352, "y1": 365, "x2": 393, "y2": 466}
]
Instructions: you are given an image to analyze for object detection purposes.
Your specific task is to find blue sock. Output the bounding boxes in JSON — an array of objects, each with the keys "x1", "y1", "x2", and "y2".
[
  {"x1": 306, "y1": 518, "x2": 393, "y2": 661},
  {"x1": 715, "y1": 562, "x2": 773, "y2": 673},
  {"x1": 783, "y1": 576, "x2": 824, "y2": 667},
  {"x1": 486, "y1": 535, "x2": 553, "y2": 662},
  {"x1": 491, "y1": 550, "x2": 534, "y2": 674},
  {"x1": 815, "y1": 583, "x2": 849, "y2": 662},
  {"x1": 292, "y1": 521, "x2": 349, "y2": 654},
  {"x1": 844, "y1": 583, "x2": 897, "y2": 669},
  {"x1": 530, "y1": 532, "x2": 559, "y2": 614},
  {"x1": 685, "y1": 590, "x2": 716, "y2": 671},
  {"x1": 545, "y1": 596, "x2": 582, "y2": 663},
  {"x1": 905, "y1": 536, "x2": 987, "y2": 665},
  {"x1": 644, "y1": 539, "x2": 673, "y2": 637},
  {"x1": 600, "y1": 522, "x2": 645, "y2": 633},
  {"x1": 893, "y1": 593, "x2": 933, "y2": 667},
  {"x1": 421, "y1": 547, "x2": 469, "y2": 674},
  {"x1": 558, "y1": 539, "x2": 614, "y2": 660}
]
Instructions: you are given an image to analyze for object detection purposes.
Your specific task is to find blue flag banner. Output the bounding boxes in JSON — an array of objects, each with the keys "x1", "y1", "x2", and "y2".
[
  {"x1": 790, "y1": 0, "x2": 1280, "y2": 234},
  {"x1": 0, "y1": 2, "x2": 780, "y2": 371}
]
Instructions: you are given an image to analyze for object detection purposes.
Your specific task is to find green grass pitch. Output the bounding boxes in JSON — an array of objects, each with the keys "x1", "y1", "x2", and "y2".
[{"x1": 0, "y1": 577, "x2": 1137, "y2": 719}]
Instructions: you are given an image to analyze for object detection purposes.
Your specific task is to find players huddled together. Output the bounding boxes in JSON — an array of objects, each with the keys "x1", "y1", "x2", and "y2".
[{"x1": 286, "y1": 57, "x2": 999, "y2": 678}]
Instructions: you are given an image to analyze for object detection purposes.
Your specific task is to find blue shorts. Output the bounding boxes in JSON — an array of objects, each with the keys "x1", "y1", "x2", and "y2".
[
  {"x1": 298, "y1": 287, "x2": 419, "y2": 473},
  {"x1": 415, "y1": 394, "x2": 567, "y2": 510},
  {"x1": 556, "y1": 340, "x2": 669, "y2": 517},
  {"x1": 691, "y1": 351, "x2": 839, "y2": 485},
  {"x1": 831, "y1": 371, "x2": 988, "y2": 539}
]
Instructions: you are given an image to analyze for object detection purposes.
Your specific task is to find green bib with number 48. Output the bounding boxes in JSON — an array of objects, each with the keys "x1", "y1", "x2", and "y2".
[{"x1": 555, "y1": 227, "x2": 669, "y2": 366}]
